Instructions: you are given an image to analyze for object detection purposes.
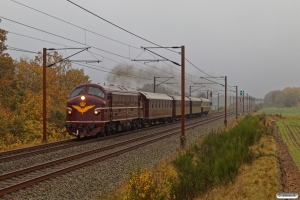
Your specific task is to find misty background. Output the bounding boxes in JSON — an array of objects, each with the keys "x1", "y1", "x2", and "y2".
[{"x1": 1, "y1": 0, "x2": 299, "y2": 99}]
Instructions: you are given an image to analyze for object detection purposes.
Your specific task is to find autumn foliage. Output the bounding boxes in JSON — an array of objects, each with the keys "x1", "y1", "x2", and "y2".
[
  {"x1": 0, "y1": 26, "x2": 90, "y2": 150},
  {"x1": 264, "y1": 87, "x2": 300, "y2": 107}
]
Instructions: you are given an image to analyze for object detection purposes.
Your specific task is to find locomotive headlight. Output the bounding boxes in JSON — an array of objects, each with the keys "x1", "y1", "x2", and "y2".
[
  {"x1": 81, "y1": 95, "x2": 85, "y2": 100},
  {"x1": 94, "y1": 108, "x2": 100, "y2": 115},
  {"x1": 67, "y1": 107, "x2": 72, "y2": 115}
]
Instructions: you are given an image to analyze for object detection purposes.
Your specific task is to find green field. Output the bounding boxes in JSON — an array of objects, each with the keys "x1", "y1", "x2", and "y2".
[
  {"x1": 258, "y1": 107, "x2": 300, "y2": 116},
  {"x1": 276, "y1": 119, "x2": 300, "y2": 169}
]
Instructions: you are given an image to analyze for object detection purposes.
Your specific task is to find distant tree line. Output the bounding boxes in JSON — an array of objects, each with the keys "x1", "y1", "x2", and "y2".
[{"x1": 264, "y1": 87, "x2": 300, "y2": 107}]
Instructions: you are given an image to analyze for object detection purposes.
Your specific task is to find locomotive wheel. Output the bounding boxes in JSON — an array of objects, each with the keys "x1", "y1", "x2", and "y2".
[
  {"x1": 95, "y1": 132, "x2": 101, "y2": 138},
  {"x1": 111, "y1": 124, "x2": 117, "y2": 134},
  {"x1": 104, "y1": 126, "x2": 110, "y2": 136}
]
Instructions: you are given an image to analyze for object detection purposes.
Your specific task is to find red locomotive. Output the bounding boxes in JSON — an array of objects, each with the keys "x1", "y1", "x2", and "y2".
[{"x1": 65, "y1": 83, "x2": 211, "y2": 138}]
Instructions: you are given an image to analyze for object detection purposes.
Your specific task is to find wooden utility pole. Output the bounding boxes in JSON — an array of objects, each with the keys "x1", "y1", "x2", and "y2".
[
  {"x1": 153, "y1": 77, "x2": 156, "y2": 93},
  {"x1": 236, "y1": 86, "x2": 238, "y2": 119},
  {"x1": 243, "y1": 91, "x2": 245, "y2": 115},
  {"x1": 224, "y1": 76, "x2": 227, "y2": 126},
  {"x1": 218, "y1": 93, "x2": 219, "y2": 112},
  {"x1": 43, "y1": 48, "x2": 47, "y2": 142},
  {"x1": 180, "y1": 46, "x2": 186, "y2": 148}
]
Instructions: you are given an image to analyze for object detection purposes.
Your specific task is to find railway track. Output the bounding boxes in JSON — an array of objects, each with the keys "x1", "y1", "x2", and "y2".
[
  {"x1": 0, "y1": 110, "x2": 237, "y2": 163},
  {"x1": 0, "y1": 111, "x2": 238, "y2": 196}
]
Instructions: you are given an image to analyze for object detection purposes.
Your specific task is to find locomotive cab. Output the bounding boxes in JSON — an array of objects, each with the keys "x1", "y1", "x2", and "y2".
[{"x1": 65, "y1": 83, "x2": 107, "y2": 138}]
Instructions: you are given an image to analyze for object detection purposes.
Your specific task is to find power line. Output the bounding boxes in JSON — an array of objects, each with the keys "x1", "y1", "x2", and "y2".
[
  {"x1": 67, "y1": 0, "x2": 180, "y2": 55},
  {"x1": 9, "y1": 0, "x2": 140, "y2": 50},
  {"x1": 6, "y1": 30, "x2": 195, "y2": 84},
  {"x1": 6, "y1": 45, "x2": 183, "y2": 89},
  {"x1": 7, "y1": 1, "x2": 212, "y2": 81},
  {"x1": 0, "y1": 16, "x2": 128, "y2": 59},
  {"x1": 185, "y1": 58, "x2": 213, "y2": 78},
  {"x1": 66, "y1": 0, "x2": 218, "y2": 79},
  {"x1": 6, "y1": 46, "x2": 40, "y2": 54},
  {"x1": 3, "y1": 19, "x2": 214, "y2": 86}
]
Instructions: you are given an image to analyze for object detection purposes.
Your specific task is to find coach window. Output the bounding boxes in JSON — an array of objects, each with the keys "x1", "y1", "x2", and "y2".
[{"x1": 88, "y1": 87, "x2": 105, "y2": 98}]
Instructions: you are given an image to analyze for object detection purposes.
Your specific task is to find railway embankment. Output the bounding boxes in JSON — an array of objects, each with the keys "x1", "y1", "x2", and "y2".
[{"x1": 106, "y1": 114, "x2": 283, "y2": 200}]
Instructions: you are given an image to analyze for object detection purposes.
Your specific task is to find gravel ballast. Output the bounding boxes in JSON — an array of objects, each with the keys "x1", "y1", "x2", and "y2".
[{"x1": 2, "y1": 115, "x2": 237, "y2": 200}]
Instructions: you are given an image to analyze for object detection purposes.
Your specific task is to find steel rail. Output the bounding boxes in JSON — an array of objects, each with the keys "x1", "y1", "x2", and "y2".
[
  {"x1": 0, "y1": 111, "x2": 230, "y2": 162},
  {"x1": 0, "y1": 113, "x2": 234, "y2": 196},
  {"x1": 0, "y1": 113, "x2": 231, "y2": 181}
]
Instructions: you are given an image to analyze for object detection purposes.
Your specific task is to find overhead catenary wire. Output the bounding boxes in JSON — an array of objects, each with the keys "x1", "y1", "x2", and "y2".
[
  {"x1": 0, "y1": 16, "x2": 128, "y2": 59},
  {"x1": 6, "y1": 45, "x2": 185, "y2": 89},
  {"x1": 66, "y1": 0, "x2": 180, "y2": 55},
  {"x1": 3, "y1": 5, "x2": 230, "y2": 90},
  {"x1": 9, "y1": 0, "x2": 136, "y2": 49},
  {"x1": 6, "y1": 0, "x2": 212, "y2": 81},
  {"x1": 5, "y1": 26, "x2": 194, "y2": 84},
  {"x1": 66, "y1": 0, "x2": 219, "y2": 80}
]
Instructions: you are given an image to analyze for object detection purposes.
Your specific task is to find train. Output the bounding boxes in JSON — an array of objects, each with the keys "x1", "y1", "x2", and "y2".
[{"x1": 65, "y1": 83, "x2": 211, "y2": 138}]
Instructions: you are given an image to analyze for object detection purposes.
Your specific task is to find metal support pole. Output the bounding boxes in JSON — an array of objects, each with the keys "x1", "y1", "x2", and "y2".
[
  {"x1": 180, "y1": 46, "x2": 186, "y2": 148},
  {"x1": 189, "y1": 86, "x2": 191, "y2": 97},
  {"x1": 218, "y1": 93, "x2": 219, "y2": 112},
  {"x1": 207, "y1": 90, "x2": 209, "y2": 99},
  {"x1": 224, "y1": 76, "x2": 227, "y2": 126},
  {"x1": 236, "y1": 86, "x2": 238, "y2": 119},
  {"x1": 249, "y1": 95, "x2": 251, "y2": 111},
  {"x1": 42, "y1": 48, "x2": 47, "y2": 143},
  {"x1": 243, "y1": 91, "x2": 244, "y2": 115},
  {"x1": 247, "y1": 94, "x2": 249, "y2": 112},
  {"x1": 154, "y1": 77, "x2": 156, "y2": 93}
]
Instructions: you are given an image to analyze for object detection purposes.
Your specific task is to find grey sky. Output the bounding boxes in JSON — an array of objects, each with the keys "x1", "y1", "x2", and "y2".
[{"x1": 1, "y1": 0, "x2": 299, "y2": 98}]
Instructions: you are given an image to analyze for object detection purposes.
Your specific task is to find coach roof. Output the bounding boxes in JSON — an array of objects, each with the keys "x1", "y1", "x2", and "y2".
[
  {"x1": 188, "y1": 96, "x2": 202, "y2": 101},
  {"x1": 168, "y1": 95, "x2": 190, "y2": 101},
  {"x1": 139, "y1": 91, "x2": 173, "y2": 100},
  {"x1": 200, "y1": 98, "x2": 211, "y2": 102}
]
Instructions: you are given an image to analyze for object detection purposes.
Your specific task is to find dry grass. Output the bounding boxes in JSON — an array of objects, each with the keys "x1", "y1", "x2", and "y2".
[{"x1": 202, "y1": 127, "x2": 279, "y2": 200}]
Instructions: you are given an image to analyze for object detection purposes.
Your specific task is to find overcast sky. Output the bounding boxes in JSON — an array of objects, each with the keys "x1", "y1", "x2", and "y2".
[{"x1": 1, "y1": 0, "x2": 299, "y2": 98}]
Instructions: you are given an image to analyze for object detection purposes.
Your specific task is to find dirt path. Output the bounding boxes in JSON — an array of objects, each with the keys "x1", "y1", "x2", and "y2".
[{"x1": 274, "y1": 122, "x2": 300, "y2": 194}]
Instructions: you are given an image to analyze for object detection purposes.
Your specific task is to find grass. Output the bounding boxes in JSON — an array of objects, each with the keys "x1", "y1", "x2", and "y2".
[
  {"x1": 202, "y1": 129, "x2": 279, "y2": 200},
  {"x1": 169, "y1": 115, "x2": 263, "y2": 199},
  {"x1": 258, "y1": 107, "x2": 300, "y2": 116}
]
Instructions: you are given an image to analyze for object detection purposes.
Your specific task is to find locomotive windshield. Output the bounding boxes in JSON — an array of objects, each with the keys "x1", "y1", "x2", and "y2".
[
  {"x1": 70, "y1": 86, "x2": 86, "y2": 98},
  {"x1": 88, "y1": 86, "x2": 105, "y2": 98}
]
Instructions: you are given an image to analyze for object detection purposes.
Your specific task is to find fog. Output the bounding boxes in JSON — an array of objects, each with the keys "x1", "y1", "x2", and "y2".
[{"x1": 1, "y1": 0, "x2": 299, "y2": 98}]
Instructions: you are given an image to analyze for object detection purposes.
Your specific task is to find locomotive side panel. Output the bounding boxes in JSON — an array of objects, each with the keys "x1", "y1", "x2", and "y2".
[{"x1": 109, "y1": 92, "x2": 140, "y2": 122}]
